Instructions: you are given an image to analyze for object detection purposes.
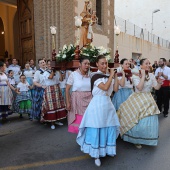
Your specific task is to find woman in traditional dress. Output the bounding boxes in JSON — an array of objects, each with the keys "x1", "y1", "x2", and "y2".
[
  {"x1": 0, "y1": 61, "x2": 14, "y2": 121},
  {"x1": 31, "y1": 59, "x2": 46, "y2": 120},
  {"x1": 66, "y1": 57, "x2": 92, "y2": 134},
  {"x1": 41, "y1": 60, "x2": 67, "y2": 130},
  {"x1": 76, "y1": 55, "x2": 120, "y2": 167},
  {"x1": 112, "y1": 58, "x2": 134, "y2": 110},
  {"x1": 117, "y1": 58, "x2": 163, "y2": 149},
  {"x1": 15, "y1": 74, "x2": 32, "y2": 118}
]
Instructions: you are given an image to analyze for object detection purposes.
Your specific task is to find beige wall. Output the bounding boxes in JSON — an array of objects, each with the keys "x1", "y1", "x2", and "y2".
[
  {"x1": 114, "y1": 32, "x2": 170, "y2": 64},
  {"x1": 0, "y1": 3, "x2": 17, "y2": 59}
]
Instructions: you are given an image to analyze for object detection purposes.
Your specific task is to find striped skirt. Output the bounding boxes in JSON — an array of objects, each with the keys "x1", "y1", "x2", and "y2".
[
  {"x1": 30, "y1": 86, "x2": 44, "y2": 120},
  {"x1": 112, "y1": 88, "x2": 133, "y2": 110},
  {"x1": 0, "y1": 85, "x2": 13, "y2": 118},
  {"x1": 0, "y1": 85, "x2": 13, "y2": 105},
  {"x1": 68, "y1": 91, "x2": 92, "y2": 134},
  {"x1": 41, "y1": 84, "x2": 67, "y2": 122}
]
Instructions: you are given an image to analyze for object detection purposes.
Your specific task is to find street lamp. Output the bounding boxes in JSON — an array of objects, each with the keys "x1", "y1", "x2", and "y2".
[{"x1": 151, "y1": 9, "x2": 160, "y2": 42}]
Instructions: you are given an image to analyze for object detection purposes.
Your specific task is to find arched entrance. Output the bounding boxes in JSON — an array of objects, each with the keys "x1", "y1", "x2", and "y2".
[{"x1": 0, "y1": 17, "x2": 5, "y2": 61}]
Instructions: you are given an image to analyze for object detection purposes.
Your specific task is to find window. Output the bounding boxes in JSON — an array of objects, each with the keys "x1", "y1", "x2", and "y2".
[{"x1": 96, "y1": 0, "x2": 102, "y2": 25}]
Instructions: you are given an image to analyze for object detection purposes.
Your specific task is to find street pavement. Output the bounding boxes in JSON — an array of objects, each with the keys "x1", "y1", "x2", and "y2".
[{"x1": 0, "y1": 112, "x2": 170, "y2": 170}]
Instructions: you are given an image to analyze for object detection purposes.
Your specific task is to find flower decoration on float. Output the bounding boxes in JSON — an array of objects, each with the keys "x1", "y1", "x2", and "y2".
[
  {"x1": 56, "y1": 43, "x2": 111, "y2": 63},
  {"x1": 56, "y1": 44, "x2": 76, "y2": 62}
]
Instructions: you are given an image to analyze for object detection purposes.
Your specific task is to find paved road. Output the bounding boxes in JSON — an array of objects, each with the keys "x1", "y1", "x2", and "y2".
[{"x1": 0, "y1": 113, "x2": 170, "y2": 170}]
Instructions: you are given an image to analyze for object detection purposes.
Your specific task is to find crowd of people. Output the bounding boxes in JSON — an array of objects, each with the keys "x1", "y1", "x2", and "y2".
[{"x1": 0, "y1": 56, "x2": 170, "y2": 167}]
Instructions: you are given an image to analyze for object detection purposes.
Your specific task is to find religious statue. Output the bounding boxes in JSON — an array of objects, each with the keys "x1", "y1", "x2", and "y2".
[{"x1": 79, "y1": 0, "x2": 97, "y2": 48}]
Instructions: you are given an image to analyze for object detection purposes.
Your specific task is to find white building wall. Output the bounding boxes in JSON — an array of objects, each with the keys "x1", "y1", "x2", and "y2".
[{"x1": 115, "y1": 32, "x2": 170, "y2": 64}]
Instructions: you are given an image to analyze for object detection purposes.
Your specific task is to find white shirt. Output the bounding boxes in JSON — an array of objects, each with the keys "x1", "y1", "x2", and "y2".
[
  {"x1": 67, "y1": 71, "x2": 91, "y2": 92},
  {"x1": 59, "y1": 79, "x2": 66, "y2": 88},
  {"x1": 43, "y1": 71, "x2": 60, "y2": 86},
  {"x1": 17, "y1": 82, "x2": 30, "y2": 92},
  {"x1": 155, "y1": 66, "x2": 170, "y2": 80},
  {"x1": 33, "y1": 69, "x2": 46, "y2": 85},
  {"x1": 92, "y1": 70, "x2": 114, "y2": 96},
  {"x1": 8, "y1": 77, "x2": 16, "y2": 85},
  {"x1": 0, "y1": 73, "x2": 8, "y2": 85},
  {"x1": 8, "y1": 64, "x2": 21, "y2": 83},
  {"x1": 132, "y1": 73, "x2": 158, "y2": 93},
  {"x1": 24, "y1": 69, "x2": 35, "y2": 78}
]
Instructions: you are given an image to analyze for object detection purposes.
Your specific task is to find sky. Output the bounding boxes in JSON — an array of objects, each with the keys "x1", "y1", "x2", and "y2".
[{"x1": 115, "y1": 0, "x2": 170, "y2": 41}]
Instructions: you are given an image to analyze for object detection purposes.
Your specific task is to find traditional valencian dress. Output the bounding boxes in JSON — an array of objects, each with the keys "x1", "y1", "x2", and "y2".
[
  {"x1": 31, "y1": 68, "x2": 45, "y2": 120},
  {"x1": 117, "y1": 72, "x2": 160, "y2": 146},
  {"x1": 41, "y1": 70, "x2": 66, "y2": 122},
  {"x1": 15, "y1": 81, "x2": 32, "y2": 114},
  {"x1": 77, "y1": 71, "x2": 120, "y2": 158},
  {"x1": 0, "y1": 72, "x2": 13, "y2": 119},
  {"x1": 112, "y1": 67, "x2": 134, "y2": 110},
  {"x1": 67, "y1": 69, "x2": 92, "y2": 134}
]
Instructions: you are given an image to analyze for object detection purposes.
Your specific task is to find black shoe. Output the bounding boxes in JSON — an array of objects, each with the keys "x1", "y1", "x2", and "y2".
[
  {"x1": 19, "y1": 114, "x2": 23, "y2": 118},
  {"x1": 164, "y1": 114, "x2": 168, "y2": 118}
]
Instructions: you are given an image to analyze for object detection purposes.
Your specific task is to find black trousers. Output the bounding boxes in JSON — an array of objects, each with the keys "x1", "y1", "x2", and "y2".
[{"x1": 156, "y1": 87, "x2": 170, "y2": 115}]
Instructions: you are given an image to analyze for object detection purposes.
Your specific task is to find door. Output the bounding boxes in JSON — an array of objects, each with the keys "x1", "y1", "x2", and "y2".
[{"x1": 17, "y1": 0, "x2": 35, "y2": 67}]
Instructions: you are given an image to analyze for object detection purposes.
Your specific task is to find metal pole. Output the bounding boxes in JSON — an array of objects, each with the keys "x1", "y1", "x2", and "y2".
[{"x1": 151, "y1": 12, "x2": 153, "y2": 43}]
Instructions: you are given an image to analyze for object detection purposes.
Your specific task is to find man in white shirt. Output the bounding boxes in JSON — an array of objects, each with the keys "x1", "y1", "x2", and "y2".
[
  {"x1": 8, "y1": 58, "x2": 21, "y2": 84},
  {"x1": 29, "y1": 59, "x2": 37, "y2": 71},
  {"x1": 155, "y1": 58, "x2": 170, "y2": 117}
]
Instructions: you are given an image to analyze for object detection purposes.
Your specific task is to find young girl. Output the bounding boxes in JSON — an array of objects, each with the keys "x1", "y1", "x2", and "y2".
[
  {"x1": 15, "y1": 74, "x2": 32, "y2": 118},
  {"x1": 76, "y1": 55, "x2": 120, "y2": 167},
  {"x1": 8, "y1": 70, "x2": 16, "y2": 87},
  {"x1": 8, "y1": 70, "x2": 17, "y2": 113},
  {"x1": 23, "y1": 63, "x2": 35, "y2": 97},
  {"x1": 0, "y1": 62, "x2": 14, "y2": 121}
]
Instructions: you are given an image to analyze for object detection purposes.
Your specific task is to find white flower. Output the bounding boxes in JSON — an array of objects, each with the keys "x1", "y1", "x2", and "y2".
[
  {"x1": 68, "y1": 45, "x2": 71, "y2": 51},
  {"x1": 71, "y1": 53, "x2": 75, "y2": 56},
  {"x1": 99, "y1": 48, "x2": 107, "y2": 55},
  {"x1": 57, "y1": 54, "x2": 60, "y2": 57},
  {"x1": 82, "y1": 53, "x2": 89, "y2": 56},
  {"x1": 63, "y1": 44, "x2": 67, "y2": 51},
  {"x1": 93, "y1": 55, "x2": 97, "y2": 58},
  {"x1": 105, "y1": 55, "x2": 111, "y2": 60},
  {"x1": 62, "y1": 54, "x2": 66, "y2": 59}
]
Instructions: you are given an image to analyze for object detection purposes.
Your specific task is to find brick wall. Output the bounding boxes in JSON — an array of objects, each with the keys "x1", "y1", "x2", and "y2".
[
  {"x1": 33, "y1": 0, "x2": 115, "y2": 63},
  {"x1": 33, "y1": 0, "x2": 75, "y2": 63}
]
